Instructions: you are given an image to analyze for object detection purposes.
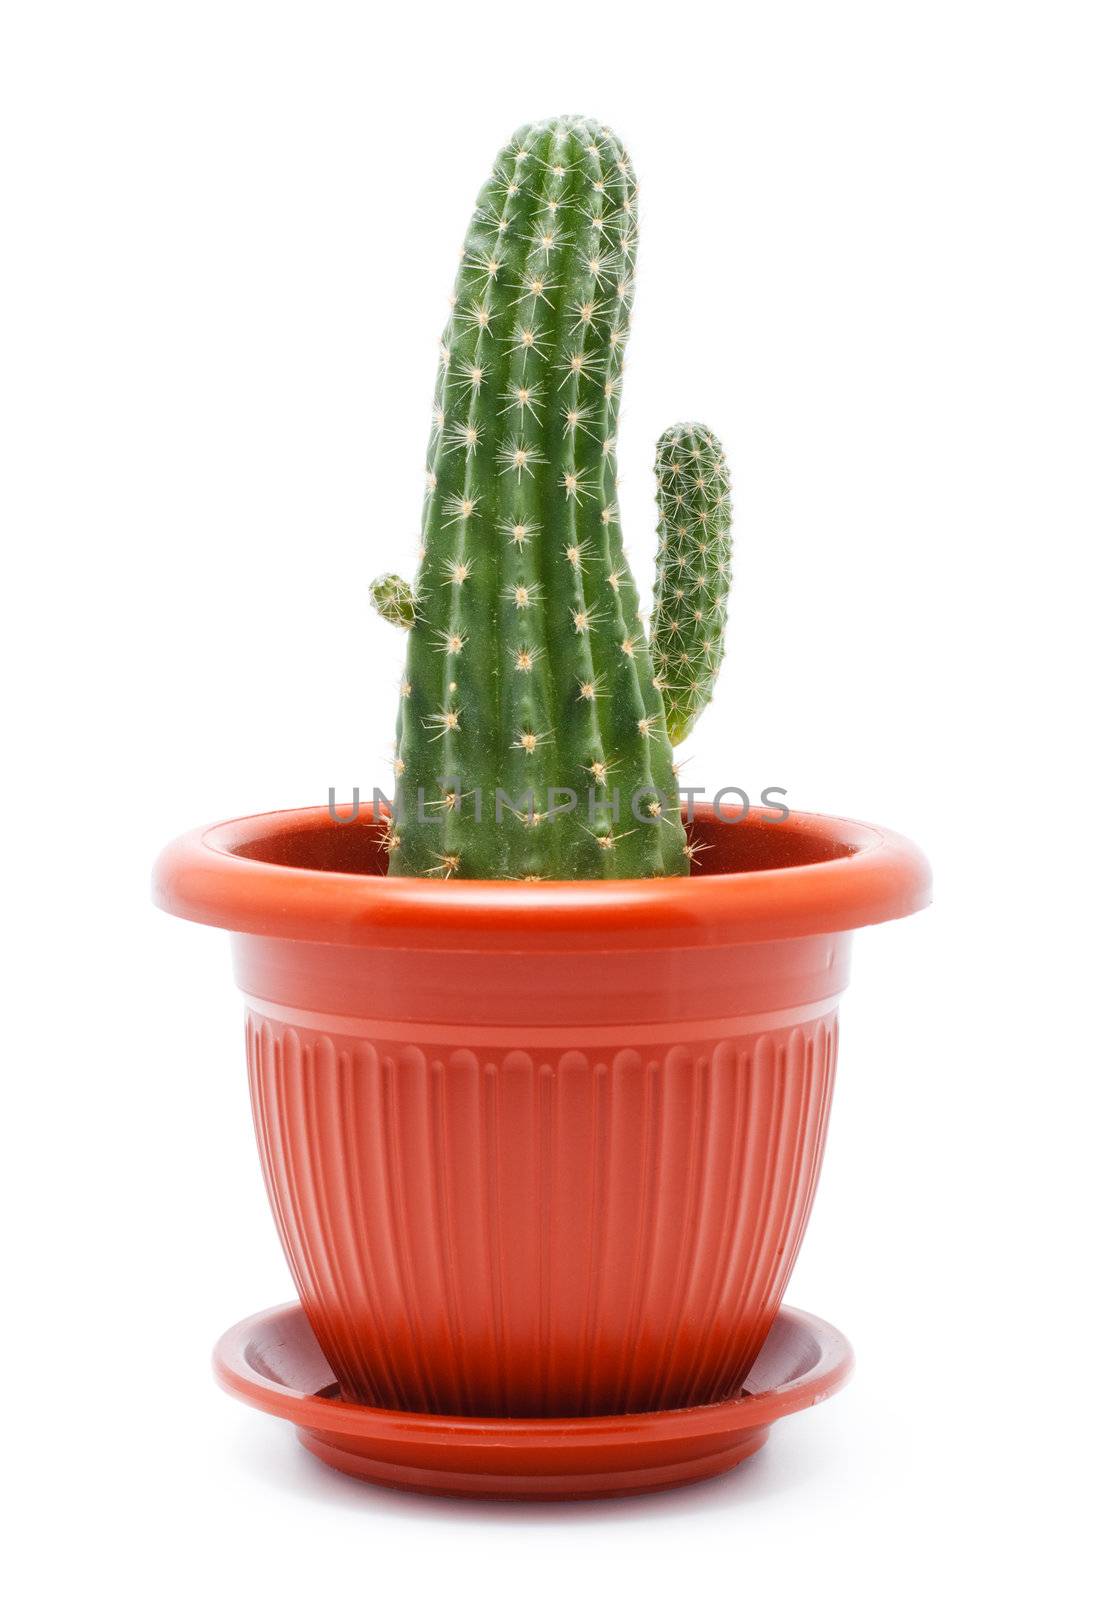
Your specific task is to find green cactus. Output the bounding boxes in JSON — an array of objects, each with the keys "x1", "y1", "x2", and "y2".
[
  {"x1": 649, "y1": 424, "x2": 733, "y2": 745},
  {"x1": 370, "y1": 573, "x2": 417, "y2": 630},
  {"x1": 373, "y1": 116, "x2": 731, "y2": 881}
]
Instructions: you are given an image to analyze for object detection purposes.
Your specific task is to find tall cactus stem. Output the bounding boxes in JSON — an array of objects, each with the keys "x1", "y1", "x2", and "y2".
[{"x1": 387, "y1": 116, "x2": 687, "y2": 880}]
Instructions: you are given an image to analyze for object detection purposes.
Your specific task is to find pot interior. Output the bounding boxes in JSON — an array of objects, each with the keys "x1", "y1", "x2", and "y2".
[{"x1": 228, "y1": 807, "x2": 858, "y2": 879}]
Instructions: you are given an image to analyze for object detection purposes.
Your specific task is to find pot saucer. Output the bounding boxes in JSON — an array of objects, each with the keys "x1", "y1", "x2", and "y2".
[{"x1": 214, "y1": 1303, "x2": 853, "y2": 1500}]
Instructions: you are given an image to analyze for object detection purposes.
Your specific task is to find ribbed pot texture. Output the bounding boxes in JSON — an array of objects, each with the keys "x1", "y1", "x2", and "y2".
[
  {"x1": 154, "y1": 804, "x2": 930, "y2": 1417},
  {"x1": 246, "y1": 1007, "x2": 836, "y2": 1415}
]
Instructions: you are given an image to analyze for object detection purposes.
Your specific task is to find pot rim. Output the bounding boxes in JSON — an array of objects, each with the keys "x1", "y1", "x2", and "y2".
[{"x1": 152, "y1": 803, "x2": 930, "y2": 949}]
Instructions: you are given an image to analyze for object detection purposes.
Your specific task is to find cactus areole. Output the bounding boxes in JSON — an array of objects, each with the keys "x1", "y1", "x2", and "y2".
[{"x1": 371, "y1": 116, "x2": 733, "y2": 882}]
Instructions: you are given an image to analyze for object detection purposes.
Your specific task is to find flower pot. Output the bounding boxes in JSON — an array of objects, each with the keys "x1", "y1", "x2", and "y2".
[{"x1": 153, "y1": 803, "x2": 928, "y2": 1417}]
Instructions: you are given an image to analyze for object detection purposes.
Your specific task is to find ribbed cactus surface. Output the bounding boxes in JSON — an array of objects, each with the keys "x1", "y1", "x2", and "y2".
[
  {"x1": 650, "y1": 425, "x2": 733, "y2": 745},
  {"x1": 383, "y1": 116, "x2": 687, "y2": 880}
]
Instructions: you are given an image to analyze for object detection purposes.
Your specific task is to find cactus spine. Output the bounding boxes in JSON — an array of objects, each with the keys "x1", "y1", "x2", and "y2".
[
  {"x1": 379, "y1": 116, "x2": 688, "y2": 880},
  {"x1": 649, "y1": 424, "x2": 734, "y2": 745}
]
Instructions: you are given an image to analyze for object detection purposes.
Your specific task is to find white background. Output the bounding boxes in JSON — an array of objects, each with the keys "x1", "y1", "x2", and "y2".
[{"x1": 3, "y1": 2, "x2": 1106, "y2": 1595}]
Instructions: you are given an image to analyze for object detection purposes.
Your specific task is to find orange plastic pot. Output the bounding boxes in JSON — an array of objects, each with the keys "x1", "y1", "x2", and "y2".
[{"x1": 154, "y1": 803, "x2": 928, "y2": 1417}]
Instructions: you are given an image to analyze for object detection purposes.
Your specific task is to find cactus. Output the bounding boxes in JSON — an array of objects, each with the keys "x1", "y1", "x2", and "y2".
[
  {"x1": 369, "y1": 573, "x2": 417, "y2": 631},
  {"x1": 372, "y1": 116, "x2": 731, "y2": 881},
  {"x1": 649, "y1": 424, "x2": 733, "y2": 745}
]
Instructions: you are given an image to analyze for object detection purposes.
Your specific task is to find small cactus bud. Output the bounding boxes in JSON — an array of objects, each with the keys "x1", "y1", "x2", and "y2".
[{"x1": 370, "y1": 573, "x2": 417, "y2": 630}]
